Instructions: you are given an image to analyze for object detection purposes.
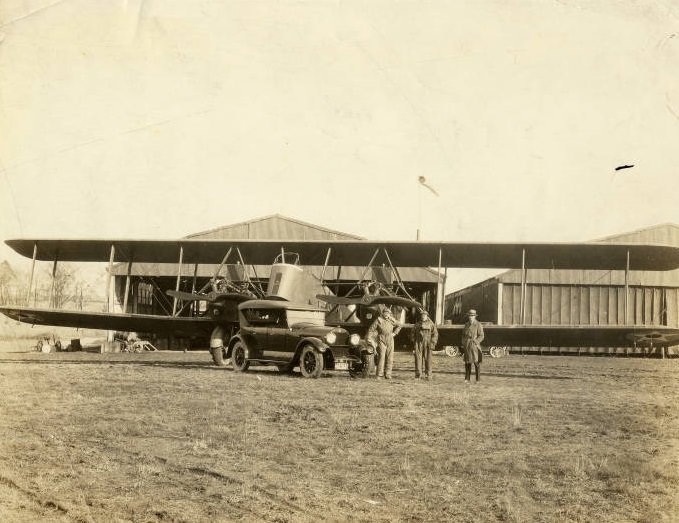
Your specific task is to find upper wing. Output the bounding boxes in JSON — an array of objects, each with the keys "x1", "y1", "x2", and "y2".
[
  {"x1": 428, "y1": 324, "x2": 679, "y2": 348},
  {"x1": 6, "y1": 239, "x2": 679, "y2": 270},
  {"x1": 0, "y1": 307, "x2": 217, "y2": 337}
]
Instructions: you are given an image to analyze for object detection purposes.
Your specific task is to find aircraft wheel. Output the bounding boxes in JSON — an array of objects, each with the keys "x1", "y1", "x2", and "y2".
[
  {"x1": 231, "y1": 341, "x2": 250, "y2": 372},
  {"x1": 299, "y1": 345, "x2": 324, "y2": 378},
  {"x1": 211, "y1": 346, "x2": 230, "y2": 367},
  {"x1": 489, "y1": 347, "x2": 499, "y2": 358},
  {"x1": 444, "y1": 346, "x2": 459, "y2": 357}
]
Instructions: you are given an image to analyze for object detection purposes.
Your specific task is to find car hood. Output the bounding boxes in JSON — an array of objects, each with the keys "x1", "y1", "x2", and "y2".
[{"x1": 290, "y1": 323, "x2": 349, "y2": 340}]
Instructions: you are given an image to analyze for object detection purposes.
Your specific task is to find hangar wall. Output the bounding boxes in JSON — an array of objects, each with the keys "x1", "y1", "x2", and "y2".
[{"x1": 445, "y1": 224, "x2": 679, "y2": 330}]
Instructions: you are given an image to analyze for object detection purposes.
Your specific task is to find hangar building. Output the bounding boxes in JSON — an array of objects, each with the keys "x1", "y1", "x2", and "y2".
[
  {"x1": 112, "y1": 214, "x2": 443, "y2": 320},
  {"x1": 444, "y1": 223, "x2": 679, "y2": 354}
]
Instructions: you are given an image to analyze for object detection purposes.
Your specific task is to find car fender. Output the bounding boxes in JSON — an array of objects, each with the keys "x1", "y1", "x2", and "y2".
[
  {"x1": 294, "y1": 336, "x2": 327, "y2": 358},
  {"x1": 227, "y1": 333, "x2": 253, "y2": 358}
]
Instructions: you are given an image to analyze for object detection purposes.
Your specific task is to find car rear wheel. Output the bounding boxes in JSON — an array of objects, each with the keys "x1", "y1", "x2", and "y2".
[
  {"x1": 231, "y1": 341, "x2": 249, "y2": 372},
  {"x1": 299, "y1": 345, "x2": 323, "y2": 378}
]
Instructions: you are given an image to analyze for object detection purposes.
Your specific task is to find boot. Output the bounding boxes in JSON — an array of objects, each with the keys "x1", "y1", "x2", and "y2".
[
  {"x1": 475, "y1": 364, "x2": 480, "y2": 382},
  {"x1": 464, "y1": 363, "x2": 471, "y2": 382}
]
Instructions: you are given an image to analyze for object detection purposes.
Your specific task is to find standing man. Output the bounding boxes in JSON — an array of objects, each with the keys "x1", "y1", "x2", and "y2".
[
  {"x1": 411, "y1": 310, "x2": 438, "y2": 380},
  {"x1": 368, "y1": 306, "x2": 402, "y2": 380},
  {"x1": 461, "y1": 309, "x2": 484, "y2": 383}
]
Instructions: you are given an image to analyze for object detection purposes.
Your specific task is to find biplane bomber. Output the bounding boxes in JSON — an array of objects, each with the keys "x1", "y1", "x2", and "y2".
[{"x1": 2, "y1": 238, "x2": 679, "y2": 376}]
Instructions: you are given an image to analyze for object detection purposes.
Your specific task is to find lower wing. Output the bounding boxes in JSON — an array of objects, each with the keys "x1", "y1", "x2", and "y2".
[
  {"x1": 432, "y1": 324, "x2": 679, "y2": 348},
  {"x1": 0, "y1": 306, "x2": 217, "y2": 337}
]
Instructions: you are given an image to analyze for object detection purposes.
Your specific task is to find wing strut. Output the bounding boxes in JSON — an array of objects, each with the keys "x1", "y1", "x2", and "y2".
[
  {"x1": 26, "y1": 243, "x2": 37, "y2": 306},
  {"x1": 49, "y1": 257, "x2": 58, "y2": 308},
  {"x1": 172, "y1": 246, "x2": 184, "y2": 316},
  {"x1": 319, "y1": 248, "x2": 332, "y2": 293},
  {"x1": 624, "y1": 249, "x2": 630, "y2": 324},
  {"x1": 341, "y1": 248, "x2": 381, "y2": 300},
  {"x1": 123, "y1": 259, "x2": 133, "y2": 313},
  {"x1": 105, "y1": 244, "x2": 115, "y2": 313},
  {"x1": 191, "y1": 263, "x2": 199, "y2": 315},
  {"x1": 211, "y1": 247, "x2": 233, "y2": 286},
  {"x1": 519, "y1": 248, "x2": 526, "y2": 324},
  {"x1": 382, "y1": 248, "x2": 416, "y2": 302},
  {"x1": 436, "y1": 247, "x2": 442, "y2": 322},
  {"x1": 235, "y1": 247, "x2": 264, "y2": 298}
]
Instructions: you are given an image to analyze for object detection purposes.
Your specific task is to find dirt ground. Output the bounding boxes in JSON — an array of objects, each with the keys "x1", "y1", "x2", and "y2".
[{"x1": 0, "y1": 343, "x2": 677, "y2": 523}]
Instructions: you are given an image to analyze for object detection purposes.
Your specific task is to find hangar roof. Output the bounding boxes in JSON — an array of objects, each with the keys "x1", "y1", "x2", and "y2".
[{"x1": 186, "y1": 214, "x2": 364, "y2": 241}]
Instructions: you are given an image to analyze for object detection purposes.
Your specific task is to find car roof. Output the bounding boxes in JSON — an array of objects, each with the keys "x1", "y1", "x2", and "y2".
[{"x1": 238, "y1": 299, "x2": 324, "y2": 312}]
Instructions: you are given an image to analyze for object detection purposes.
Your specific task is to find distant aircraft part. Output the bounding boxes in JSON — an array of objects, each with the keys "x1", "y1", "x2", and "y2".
[
  {"x1": 489, "y1": 347, "x2": 508, "y2": 358},
  {"x1": 444, "y1": 346, "x2": 459, "y2": 357}
]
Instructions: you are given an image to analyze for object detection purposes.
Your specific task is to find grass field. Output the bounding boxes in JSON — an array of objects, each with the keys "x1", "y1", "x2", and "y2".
[{"x1": 0, "y1": 344, "x2": 677, "y2": 522}]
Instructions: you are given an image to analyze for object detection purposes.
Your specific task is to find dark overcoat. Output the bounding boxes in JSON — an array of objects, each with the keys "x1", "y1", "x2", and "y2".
[{"x1": 461, "y1": 319, "x2": 484, "y2": 364}]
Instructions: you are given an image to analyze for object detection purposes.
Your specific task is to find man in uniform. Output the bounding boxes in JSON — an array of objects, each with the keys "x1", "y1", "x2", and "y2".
[
  {"x1": 367, "y1": 306, "x2": 402, "y2": 380},
  {"x1": 461, "y1": 309, "x2": 484, "y2": 383},
  {"x1": 411, "y1": 310, "x2": 438, "y2": 379}
]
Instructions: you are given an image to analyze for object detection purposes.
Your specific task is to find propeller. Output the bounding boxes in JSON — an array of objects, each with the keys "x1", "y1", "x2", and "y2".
[
  {"x1": 316, "y1": 294, "x2": 421, "y2": 309},
  {"x1": 166, "y1": 290, "x2": 253, "y2": 304}
]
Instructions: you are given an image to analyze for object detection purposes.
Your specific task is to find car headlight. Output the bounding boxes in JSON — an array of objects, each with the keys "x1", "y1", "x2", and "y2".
[
  {"x1": 348, "y1": 334, "x2": 360, "y2": 346},
  {"x1": 324, "y1": 332, "x2": 337, "y2": 344}
]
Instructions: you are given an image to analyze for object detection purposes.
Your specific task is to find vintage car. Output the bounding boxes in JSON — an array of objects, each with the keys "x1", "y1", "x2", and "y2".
[{"x1": 227, "y1": 299, "x2": 371, "y2": 378}]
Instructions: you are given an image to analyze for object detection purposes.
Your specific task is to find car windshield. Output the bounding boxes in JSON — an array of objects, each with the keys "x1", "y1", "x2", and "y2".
[{"x1": 286, "y1": 309, "x2": 325, "y2": 326}]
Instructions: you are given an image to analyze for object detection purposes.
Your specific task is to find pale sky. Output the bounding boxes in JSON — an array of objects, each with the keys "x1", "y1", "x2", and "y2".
[{"x1": 1, "y1": 0, "x2": 678, "y2": 290}]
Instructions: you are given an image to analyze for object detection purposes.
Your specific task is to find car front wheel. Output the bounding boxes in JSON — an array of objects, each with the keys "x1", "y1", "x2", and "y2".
[
  {"x1": 299, "y1": 345, "x2": 324, "y2": 378},
  {"x1": 231, "y1": 341, "x2": 250, "y2": 372}
]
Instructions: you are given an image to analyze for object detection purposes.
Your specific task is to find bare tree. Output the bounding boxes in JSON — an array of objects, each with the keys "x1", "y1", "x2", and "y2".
[{"x1": 46, "y1": 264, "x2": 77, "y2": 309}]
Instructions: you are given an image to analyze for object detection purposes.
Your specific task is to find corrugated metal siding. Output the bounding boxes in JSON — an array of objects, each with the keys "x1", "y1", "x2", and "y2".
[
  {"x1": 444, "y1": 280, "x2": 500, "y2": 323},
  {"x1": 498, "y1": 284, "x2": 678, "y2": 327},
  {"x1": 186, "y1": 214, "x2": 364, "y2": 241},
  {"x1": 597, "y1": 223, "x2": 679, "y2": 246},
  {"x1": 497, "y1": 268, "x2": 679, "y2": 287}
]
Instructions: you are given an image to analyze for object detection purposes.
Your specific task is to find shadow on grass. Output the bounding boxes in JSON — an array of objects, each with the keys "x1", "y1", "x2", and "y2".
[{"x1": 0, "y1": 359, "x2": 575, "y2": 380}]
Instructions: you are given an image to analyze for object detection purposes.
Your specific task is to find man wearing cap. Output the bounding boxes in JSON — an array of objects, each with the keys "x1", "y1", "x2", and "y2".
[
  {"x1": 367, "y1": 306, "x2": 402, "y2": 380},
  {"x1": 411, "y1": 310, "x2": 438, "y2": 379},
  {"x1": 461, "y1": 309, "x2": 484, "y2": 383}
]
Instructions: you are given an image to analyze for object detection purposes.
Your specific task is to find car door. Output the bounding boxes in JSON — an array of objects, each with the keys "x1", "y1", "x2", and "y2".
[{"x1": 263, "y1": 309, "x2": 289, "y2": 361}]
